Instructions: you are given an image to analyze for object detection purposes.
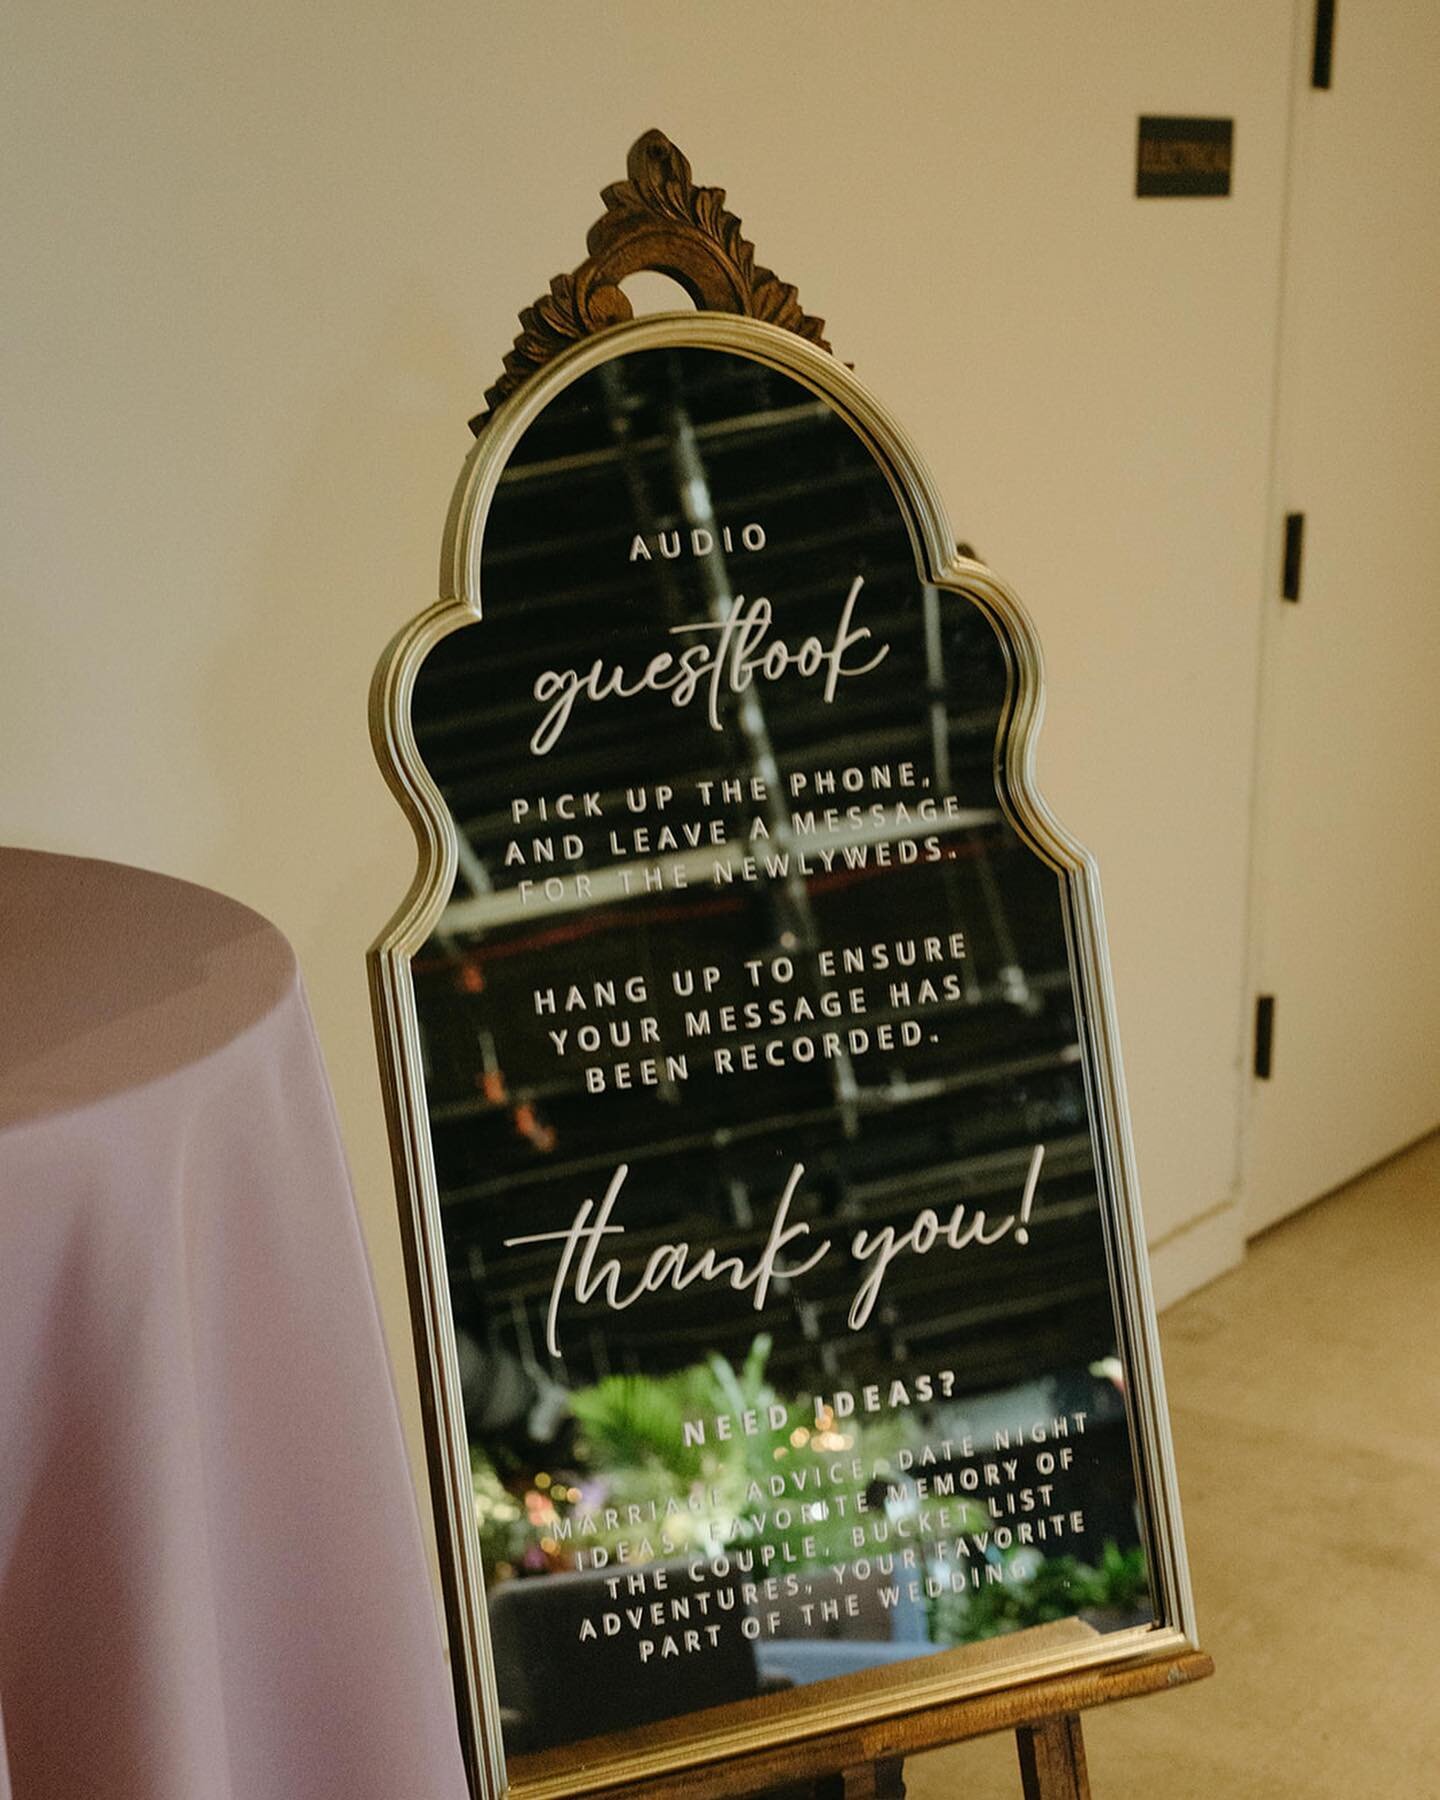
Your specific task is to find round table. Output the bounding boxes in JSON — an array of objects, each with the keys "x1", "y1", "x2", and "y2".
[{"x1": 0, "y1": 850, "x2": 469, "y2": 1800}]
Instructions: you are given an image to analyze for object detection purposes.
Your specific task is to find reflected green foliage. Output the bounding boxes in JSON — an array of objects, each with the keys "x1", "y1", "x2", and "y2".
[
  {"x1": 568, "y1": 1373, "x2": 704, "y2": 1484},
  {"x1": 931, "y1": 1542, "x2": 1149, "y2": 1644},
  {"x1": 471, "y1": 1334, "x2": 950, "y2": 1578}
]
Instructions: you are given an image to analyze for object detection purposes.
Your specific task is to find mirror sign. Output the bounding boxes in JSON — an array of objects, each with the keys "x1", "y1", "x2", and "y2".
[{"x1": 370, "y1": 132, "x2": 1201, "y2": 1799}]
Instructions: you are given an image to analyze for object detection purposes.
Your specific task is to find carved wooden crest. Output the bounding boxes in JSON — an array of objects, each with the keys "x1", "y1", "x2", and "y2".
[{"x1": 472, "y1": 128, "x2": 831, "y2": 430}]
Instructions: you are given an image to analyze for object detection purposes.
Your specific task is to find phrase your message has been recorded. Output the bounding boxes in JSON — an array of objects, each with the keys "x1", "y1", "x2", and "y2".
[{"x1": 536, "y1": 928, "x2": 969, "y2": 1089}]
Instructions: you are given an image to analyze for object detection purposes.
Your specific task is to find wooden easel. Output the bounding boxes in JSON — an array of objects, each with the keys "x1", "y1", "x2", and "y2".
[
  {"x1": 804, "y1": 1643, "x2": 1211, "y2": 1799},
  {"x1": 808, "y1": 1715, "x2": 1091, "y2": 1799},
  {"x1": 594, "y1": 1640, "x2": 1212, "y2": 1800}
]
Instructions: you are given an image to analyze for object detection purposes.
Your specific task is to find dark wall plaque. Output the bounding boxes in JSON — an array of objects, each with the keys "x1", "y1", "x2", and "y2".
[
  {"x1": 370, "y1": 131, "x2": 1199, "y2": 1800},
  {"x1": 1136, "y1": 116, "x2": 1234, "y2": 197}
]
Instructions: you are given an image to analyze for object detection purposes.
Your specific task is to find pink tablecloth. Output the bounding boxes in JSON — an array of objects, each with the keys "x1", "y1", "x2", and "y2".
[{"x1": 0, "y1": 851, "x2": 469, "y2": 1800}]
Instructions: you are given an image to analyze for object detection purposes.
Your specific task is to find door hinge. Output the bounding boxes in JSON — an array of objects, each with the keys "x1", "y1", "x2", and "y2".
[
  {"x1": 1282, "y1": 512, "x2": 1305, "y2": 601},
  {"x1": 1254, "y1": 995, "x2": 1276, "y2": 1080},
  {"x1": 1312, "y1": 0, "x2": 1336, "y2": 90}
]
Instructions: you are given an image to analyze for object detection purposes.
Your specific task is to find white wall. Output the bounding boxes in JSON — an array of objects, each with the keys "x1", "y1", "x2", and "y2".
[{"x1": 3, "y1": 3, "x2": 1307, "y2": 1475}]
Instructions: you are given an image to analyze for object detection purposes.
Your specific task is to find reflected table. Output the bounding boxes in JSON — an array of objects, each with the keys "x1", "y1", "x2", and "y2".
[{"x1": 0, "y1": 851, "x2": 469, "y2": 1800}]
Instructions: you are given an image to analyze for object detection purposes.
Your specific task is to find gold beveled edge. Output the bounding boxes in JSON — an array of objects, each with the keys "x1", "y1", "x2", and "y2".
[
  {"x1": 368, "y1": 612, "x2": 507, "y2": 1798},
  {"x1": 369, "y1": 312, "x2": 1198, "y2": 1799}
]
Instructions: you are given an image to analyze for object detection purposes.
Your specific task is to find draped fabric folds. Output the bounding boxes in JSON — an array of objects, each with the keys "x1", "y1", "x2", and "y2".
[{"x1": 0, "y1": 851, "x2": 469, "y2": 1800}]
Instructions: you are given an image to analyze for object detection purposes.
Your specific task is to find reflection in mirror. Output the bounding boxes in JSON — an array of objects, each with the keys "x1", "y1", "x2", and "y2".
[{"x1": 407, "y1": 345, "x2": 1154, "y2": 1764}]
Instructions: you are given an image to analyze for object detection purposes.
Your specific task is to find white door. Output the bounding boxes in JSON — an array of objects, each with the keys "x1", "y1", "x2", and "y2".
[{"x1": 1247, "y1": 0, "x2": 1440, "y2": 1234}]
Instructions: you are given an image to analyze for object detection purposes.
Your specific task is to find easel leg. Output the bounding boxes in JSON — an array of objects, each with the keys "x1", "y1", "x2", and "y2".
[
  {"x1": 812, "y1": 1760, "x2": 906, "y2": 1799},
  {"x1": 1016, "y1": 1714, "x2": 1090, "y2": 1800}
]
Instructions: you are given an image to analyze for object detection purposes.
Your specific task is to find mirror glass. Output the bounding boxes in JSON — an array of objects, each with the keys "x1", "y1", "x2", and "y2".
[{"x1": 407, "y1": 344, "x2": 1155, "y2": 1766}]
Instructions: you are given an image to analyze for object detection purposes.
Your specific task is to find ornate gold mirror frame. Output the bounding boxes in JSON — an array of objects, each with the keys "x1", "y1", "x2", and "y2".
[{"x1": 370, "y1": 132, "x2": 1204, "y2": 1800}]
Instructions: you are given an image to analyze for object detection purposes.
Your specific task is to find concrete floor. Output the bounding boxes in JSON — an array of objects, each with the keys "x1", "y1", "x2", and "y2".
[{"x1": 907, "y1": 1130, "x2": 1440, "y2": 1798}]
